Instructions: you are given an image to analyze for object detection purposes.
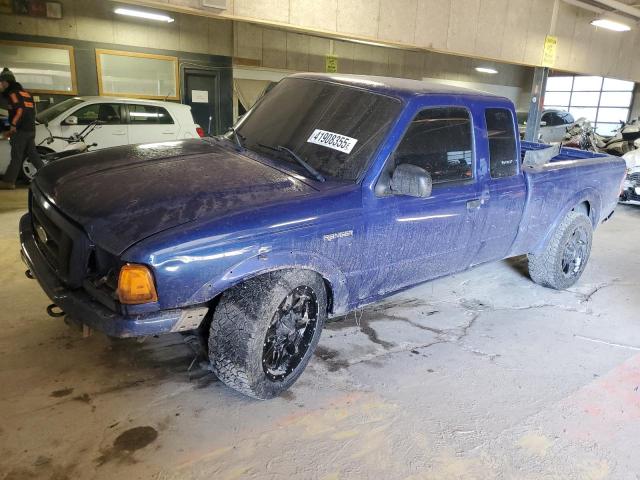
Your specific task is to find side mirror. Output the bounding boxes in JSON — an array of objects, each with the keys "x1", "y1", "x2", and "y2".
[
  {"x1": 63, "y1": 115, "x2": 78, "y2": 126},
  {"x1": 390, "y1": 163, "x2": 432, "y2": 198}
]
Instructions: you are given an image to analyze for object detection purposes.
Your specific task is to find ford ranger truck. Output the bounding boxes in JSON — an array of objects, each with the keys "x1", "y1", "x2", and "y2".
[{"x1": 20, "y1": 74, "x2": 626, "y2": 399}]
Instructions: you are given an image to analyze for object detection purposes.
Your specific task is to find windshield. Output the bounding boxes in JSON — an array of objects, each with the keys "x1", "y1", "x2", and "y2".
[
  {"x1": 36, "y1": 98, "x2": 84, "y2": 124},
  {"x1": 236, "y1": 78, "x2": 402, "y2": 181}
]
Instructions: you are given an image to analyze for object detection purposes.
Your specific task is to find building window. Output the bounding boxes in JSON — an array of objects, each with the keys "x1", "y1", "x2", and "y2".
[
  {"x1": 96, "y1": 49, "x2": 179, "y2": 100},
  {"x1": 544, "y1": 75, "x2": 635, "y2": 135},
  {"x1": 0, "y1": 40, "x2": 77, "y2": 95}
]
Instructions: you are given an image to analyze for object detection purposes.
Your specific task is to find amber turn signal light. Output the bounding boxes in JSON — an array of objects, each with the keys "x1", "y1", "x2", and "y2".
[{"x1": 117, "y1": 264, "x2": 158, "y2": 304}]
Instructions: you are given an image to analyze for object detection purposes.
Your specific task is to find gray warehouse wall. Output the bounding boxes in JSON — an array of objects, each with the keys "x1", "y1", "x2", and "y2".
[
  {"x1": 116, "y1": 0, "x2": 640, "y2": 82},
  {"x1": 234, "y1": 22, "x2": 533, "y2": 90},
  {"x1": 1, "y1": 2, "x2": 537, "y2": 125}
]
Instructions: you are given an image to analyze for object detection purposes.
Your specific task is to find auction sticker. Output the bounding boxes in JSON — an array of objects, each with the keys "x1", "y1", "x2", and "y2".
[{"x1": 307, "y1": 129, "x2": 358, "y2": 154}]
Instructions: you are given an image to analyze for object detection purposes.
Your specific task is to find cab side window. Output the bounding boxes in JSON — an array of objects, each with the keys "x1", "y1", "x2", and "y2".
[
  {"x1": 485, "y1": 108, "x2": 518, "y2": 178},
  {"x1": 72, "y1": 103, "x2": 123, "y2": 125},
  {"x1": 394, "y1": 107, "x2": 473, "y2": 184}
]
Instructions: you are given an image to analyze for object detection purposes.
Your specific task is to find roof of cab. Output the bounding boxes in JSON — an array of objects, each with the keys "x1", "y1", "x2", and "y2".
[{"x1": 289, "y1": 72, "x2": 510, "y2": 102}]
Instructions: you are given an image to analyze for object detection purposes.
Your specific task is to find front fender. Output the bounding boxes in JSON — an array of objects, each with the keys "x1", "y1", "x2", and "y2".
[{"x1": 187, "y1": 249, "x2": 350, "y2": 316}]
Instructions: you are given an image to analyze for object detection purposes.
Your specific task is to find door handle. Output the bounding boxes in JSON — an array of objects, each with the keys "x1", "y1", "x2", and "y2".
[
  {"x1": 161, "y1": 131, "x2": 174, "y2": 134},
  {"x1": 112, "y1": 130, "x2": 126, "y2": 135},
  {"x1": 466, "y1": 199, "x2": 482, "y2": 210}
]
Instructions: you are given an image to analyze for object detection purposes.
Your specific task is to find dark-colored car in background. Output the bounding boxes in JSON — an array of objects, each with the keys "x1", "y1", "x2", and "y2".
[{"x1": 517, "y1": 109, "x2": 576, "y2": 143}]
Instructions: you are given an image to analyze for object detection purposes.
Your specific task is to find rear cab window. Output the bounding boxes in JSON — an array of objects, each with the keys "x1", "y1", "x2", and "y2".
[
  {"x1": 485, "y1": 108, "x2": 518, "y2": 178},
  {"x1": 393, "y1": 107, "x2": 474, "y2": 184}
]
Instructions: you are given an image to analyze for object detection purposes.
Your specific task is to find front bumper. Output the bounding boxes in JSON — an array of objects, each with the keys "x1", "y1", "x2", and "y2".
[{"x1": 20, "y1": 213, "x2": 207, "y2": 337}]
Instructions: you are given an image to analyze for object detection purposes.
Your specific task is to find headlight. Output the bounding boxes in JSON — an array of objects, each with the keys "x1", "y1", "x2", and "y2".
[{"x1": 117, "y1": 263, "x2": 158, "y2": 304}]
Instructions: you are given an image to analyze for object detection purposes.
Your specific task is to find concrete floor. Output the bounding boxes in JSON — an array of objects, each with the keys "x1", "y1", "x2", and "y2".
[{"x1": 1, "y1": 188, "x2": 639, "y2": 480}]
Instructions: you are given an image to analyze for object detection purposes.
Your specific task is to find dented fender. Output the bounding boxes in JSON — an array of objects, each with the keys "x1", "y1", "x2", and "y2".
[{"x1": 188, "y1": 249, "x2": 350, "y2": 315}]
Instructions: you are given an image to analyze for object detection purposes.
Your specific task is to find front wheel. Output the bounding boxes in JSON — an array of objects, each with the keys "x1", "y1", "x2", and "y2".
[
  {"x1": 208, "y1": 270, "x2": 327, "y2": 399},
  {"x1": 19, "y1": 146, "x2": 53, "y2": 183},
  {"x1": 528, "y1": 210, "x2": 593, "y2": 290}
]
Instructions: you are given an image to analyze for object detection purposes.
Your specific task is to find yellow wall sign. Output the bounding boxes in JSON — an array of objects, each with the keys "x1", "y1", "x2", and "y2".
[
  {"x1": 541, "y1": 35, "x2": 558, "y2": 68},
  {"x1": 325, "y1": 54, "x2": 338, "y2": 73}
]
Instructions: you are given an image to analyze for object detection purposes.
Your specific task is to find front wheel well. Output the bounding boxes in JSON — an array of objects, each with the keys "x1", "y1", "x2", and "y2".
[{"x1": 198, "y1": 267, "x2": 335, "y2": 333}]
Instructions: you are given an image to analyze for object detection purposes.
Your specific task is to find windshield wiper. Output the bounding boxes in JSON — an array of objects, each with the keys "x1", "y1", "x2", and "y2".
[
  {"x1": 258, "y1": 143, "x2": 326, "y2": 182},
  {"x1": 227, "y1": 127, "x2": 245, "y2": 150}
]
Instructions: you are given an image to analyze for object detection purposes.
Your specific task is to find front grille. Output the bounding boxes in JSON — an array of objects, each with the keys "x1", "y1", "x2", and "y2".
[
  {"x1": 29, "y1": 187, "x2": 92, "y2": 288},
  {"x1": 31, "y1": 199, "x2": 73, "y2": 278}
]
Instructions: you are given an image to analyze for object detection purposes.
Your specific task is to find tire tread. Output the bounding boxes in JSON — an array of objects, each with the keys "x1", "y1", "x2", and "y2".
[
  {"x1": 527, "y1": 210, "x2": 592, "y2": 290},
  {"x1": 208, "y1": 270, "x2": 326, "y2": 399}
]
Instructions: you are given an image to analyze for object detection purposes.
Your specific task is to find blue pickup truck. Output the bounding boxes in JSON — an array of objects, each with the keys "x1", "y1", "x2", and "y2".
[{"x1": 20, "y1": 74, "x2": 625, "y2": 398}]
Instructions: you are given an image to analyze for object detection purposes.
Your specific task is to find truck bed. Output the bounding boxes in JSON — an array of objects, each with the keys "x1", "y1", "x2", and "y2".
[
  {"x1": 511, "y1": 141, "x2": 626, "y2": 256},
  {"x1": 520, "y1": 140, "x2": 610, "y2": 162}
]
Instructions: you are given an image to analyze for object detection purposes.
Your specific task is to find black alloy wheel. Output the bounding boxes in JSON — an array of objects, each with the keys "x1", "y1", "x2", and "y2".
[{"x1": 262, "y1": 286, "x2": 319, "y2": 381}]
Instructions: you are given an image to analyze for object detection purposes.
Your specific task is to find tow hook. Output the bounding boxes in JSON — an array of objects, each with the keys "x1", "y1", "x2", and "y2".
[
  {"x1": 25, "y1": 269, "x2": 34, "y2": 279},
  {"x1": 46, "y1": 304, "x2": 65, "y2": 318}
]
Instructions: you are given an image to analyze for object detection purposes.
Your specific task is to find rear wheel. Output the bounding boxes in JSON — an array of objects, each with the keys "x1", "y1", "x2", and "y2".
[
  {"x1": 528, "y1": 210, "x2": 593, "y2": 289},
  {"x1": 208, "y1": 269, "x2": 327, "y2": 399}
]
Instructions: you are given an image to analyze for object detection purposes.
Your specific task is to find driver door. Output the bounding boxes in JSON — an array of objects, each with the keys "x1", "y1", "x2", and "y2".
[
  {"x1": 361, "y1": 106, "x2": 482, "y2": 299},
  {"x1": 60, "y1": 103, "x2": 128, "y2": 150}
]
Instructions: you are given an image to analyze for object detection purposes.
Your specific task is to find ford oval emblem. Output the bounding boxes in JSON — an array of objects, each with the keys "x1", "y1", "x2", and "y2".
[{"x1": 35, "y1": 224, "x2": 48, "y2": 244}]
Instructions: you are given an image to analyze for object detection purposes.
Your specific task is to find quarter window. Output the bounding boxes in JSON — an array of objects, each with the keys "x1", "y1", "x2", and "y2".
[
  {"x1": 129, "y1": 104, "x2": 174, "y2": 124},
  {"x1": 485, "y1": 108, "x2": 518, "y2": 178},
  {"x1": 394, "y1": 107, "x2": 473, "y2": 184}
]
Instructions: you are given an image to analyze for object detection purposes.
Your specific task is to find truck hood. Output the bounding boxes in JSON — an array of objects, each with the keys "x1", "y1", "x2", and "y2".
[{"x1": 34, "y1": 140, "x2": 316, "y2": 254}]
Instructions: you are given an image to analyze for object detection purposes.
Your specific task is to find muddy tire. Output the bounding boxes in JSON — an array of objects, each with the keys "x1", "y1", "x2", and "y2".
[
  {"x1": 527, "y1": 210, "x2": 593, "y2": 290},
  {"x1": 208, "y1": 269, "x2": 327, "y2": 399}
]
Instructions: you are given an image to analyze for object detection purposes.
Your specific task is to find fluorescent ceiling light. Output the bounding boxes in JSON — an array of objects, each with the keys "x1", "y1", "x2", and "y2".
[
  {"x1": 114, "y1": 7, "x2": 175, "y2": 23},
  {"x1": 475, "y1": 67, "x2": 498, "y2": 74},
  {"x1": 590, "y1": 18, "x2": 631, "y2": 32}
]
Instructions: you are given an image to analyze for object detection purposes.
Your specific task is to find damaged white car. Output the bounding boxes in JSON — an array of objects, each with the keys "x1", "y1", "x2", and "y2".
[{"x1": 619, "y1": 139, "x2": 640, "y2": 205}]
